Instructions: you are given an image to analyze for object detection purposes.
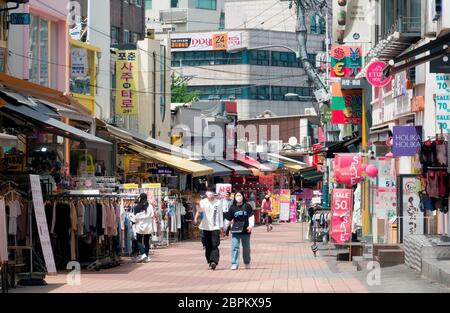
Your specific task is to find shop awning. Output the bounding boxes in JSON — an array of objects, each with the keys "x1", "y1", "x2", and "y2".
[
  {"x1": 1, "y1": 103, "x2": 112, "y2": 150},
  {"x1": 0, "y1": 133, "x2": 18, "y2": 147},
  {"x1": 105, "y1": 124, "x2": 201, "y2": 159},
  {"x1": 267, "y1": 153, "x2": 308, "y2": 167},
  {"x1": 298, "y1": 167, "x2": 323, "y2": 183},
  {"x1": 199, "y1": 160, "x2": 232, "y2": 176},
  {"x1": 128, "y1": 145, "x2": 213, "y2": 177},
  {"x1": 216, "y1": 160, "x2": 252, "y2": 175},
  {"x1": 235, "y1": 151, "x2": 274, "y2": 172}
]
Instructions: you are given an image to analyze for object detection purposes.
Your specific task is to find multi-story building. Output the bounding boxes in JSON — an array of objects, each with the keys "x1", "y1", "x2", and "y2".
[
  {"x1": 146, "y1": 0, "x2": 225, "y2": 33},
  {"x1": 111, "y1": 0, "x2": 146, "y2": 48},
  {"x1": 164, "y1": 26, "x2": 325, "y2": 118}
]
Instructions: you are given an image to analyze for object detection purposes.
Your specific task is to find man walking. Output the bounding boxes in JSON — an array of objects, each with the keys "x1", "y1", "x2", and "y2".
[{"x1": 194, "y1": 188, "x2": 223, "y2": 270}]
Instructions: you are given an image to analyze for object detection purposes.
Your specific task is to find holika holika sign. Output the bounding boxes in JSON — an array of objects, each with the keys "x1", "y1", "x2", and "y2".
[{"x1": 392, "y1": 126, "x2": 423, "y2": 157}]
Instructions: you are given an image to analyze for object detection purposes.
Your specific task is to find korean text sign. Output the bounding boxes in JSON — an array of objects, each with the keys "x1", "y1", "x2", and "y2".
[
  {"x1": 331, "y1": 188, "x2": 352, "y2": 244},
  {"x1": 116, "y1": 50, "x2": 139, "y2": 115}
]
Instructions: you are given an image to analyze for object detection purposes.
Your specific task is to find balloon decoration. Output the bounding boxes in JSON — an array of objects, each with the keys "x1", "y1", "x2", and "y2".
[{"x1": 365, "y1": 164, "x2": 379, "y2": 178}]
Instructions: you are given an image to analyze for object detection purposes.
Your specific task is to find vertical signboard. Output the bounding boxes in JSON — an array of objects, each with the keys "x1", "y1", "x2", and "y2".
[
  {"x1": 399, "y1": 175, "x2": 424, "y2": 242},
  {"x1": 290, "y1": 196, "x2": 297, "y2": 223},
  {"x1": 30, "y1": 175, "x2": 57, "y2": 275},
  {"x1": 331, "y1": 188, "x2": 352, "y2": 244},
  {"x1": 331, "y1": 83, "x2": 363, "y2": 124},
  {"x1": 116, "y1": 50, "x2": 139, "y2": 115},
  {"x1": 279, "y1": 190, "x2": 291, "y2": 221},
  {"x1": 435, "y1": 74, "x2": 450, "y2": 133}
]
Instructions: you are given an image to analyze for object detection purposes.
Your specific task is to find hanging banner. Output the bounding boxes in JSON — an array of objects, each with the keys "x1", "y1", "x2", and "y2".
[
  {"x1": 216, "y1": 183, "x2": 232, "y2": 198},
  {"x1": 115, "y1": 50, "x2": 139, "y2": 115},
  {"x1": 333, "y1": 153, "x2": 363, "y2": 187},
  {"x1": 331, "y1": 188, "x2": 352, "y2": 244},
  {"x1": 400, "y1": 175, "x2": 424, "y2": 242},
  {"x1": 171, "y1": 32, "x2": 242, "y2": 51},
  {"x1": 331, "y1": 83, "x2": 363, "y2": 124},
  {"x1": 330, "y1": 46, "x2": 362, "y2": 78},
  {"x1": 30, "y1": 175, "x2": 57, "y2": 275},
  {"x1": 0, "y1": 198, "x2": 8, "y2": 263},
  {"x1": 290, "y1": 196, "x2": 297, "y2": 223},
  {"x1": 392, "y1": 126, "x2": 422, "y2": 157},
  {"x1": 435, "y1": 74, "x2": 450, "y2": 135}
]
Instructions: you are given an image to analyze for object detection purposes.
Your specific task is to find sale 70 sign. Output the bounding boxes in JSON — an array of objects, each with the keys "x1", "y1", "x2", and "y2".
[{"x1": 331, "y1": 188, "x2": 353, "y2": 244}]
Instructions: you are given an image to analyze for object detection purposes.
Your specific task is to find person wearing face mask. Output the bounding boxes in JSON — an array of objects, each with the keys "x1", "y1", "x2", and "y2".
[
  {"x1": 261, "y1": 193, "x2": 273, "y2": 232},
  {"x1": 194, "y1": 188, "x2": 223, "y2": 270},
  {"x1": 225, "y1": 191, "x2": 254, "y2": 270}
]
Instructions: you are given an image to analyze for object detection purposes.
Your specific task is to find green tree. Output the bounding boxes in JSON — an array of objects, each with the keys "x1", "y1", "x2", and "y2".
[{"x1": 171, "y1": 74, "x2": 200, "y2": 103}]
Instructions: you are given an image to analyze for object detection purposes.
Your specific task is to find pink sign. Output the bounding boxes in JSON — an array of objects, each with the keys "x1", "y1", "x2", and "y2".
[
  {"x1": 334, "y1": 153, "x2": 363, "y2": 187},
  {"x1": 331, "y1": 188, "x2": 352, "y2": 244},
  {"x1": 366, "y1": 61, "x2": 392, "y2": 87},
  {"x1": 290, "y1": 196, "x2": 297, "y2": 223}
]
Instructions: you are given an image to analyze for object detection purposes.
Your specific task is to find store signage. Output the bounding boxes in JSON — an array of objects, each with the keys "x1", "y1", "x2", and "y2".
[
  {"x1": 400, "y1": 176, "x2": 423, "y2": 241},
  {"x1": 435, "y1": 75, "x2": 450, "y2": 133},
  {"x1": 5, "y1": 154, "x2": 25, "y2": 172},
  {"x1": 0, "y1": 198, "x2": 8, "y2": 263},
  {"x1": 290, "y1": 196, "x2": 297, "y2": 223},
  {"x1": 71, "y1": 47, "x2": 86, "y2": 77},
  {"x1": 331, "y1": 188, "x2": 352, "y2": 244},
  {"x1": 29, "y1": 175, "x2": 57, "y2": 275},
  {"x1": 392, "y1": 72, "x2": 410, "y2": 99},
  {"x1": 392, "y1": 126, "x2": 422, "y2": 157},
  {"x1": 170, "y1": 32, "x2": 242, "y2": 52},
  {"x1": 333, "y1": 153, "x2": 363, "y2": 187},
  {"x1": 323, "y1": 108, "x2": 332, "y2": 123},
  {"x1": 115, "y1": 50, "x2": 139, "y2": 115},
  {"x1": 330, "y1": 46, "x2": 362, "y2": 78},
  {"x1": 142, "y1": 183, "x2": 162, "y2": 189},
  {"x1": 366, "y1": 61, "x2": 392, "y2": 87},
  {"x1": 123, "y1": 183, "x2": 139, "y2": 189},
  {"x1": 331, "y1": 83, "x2": 362, "y2": 124},
  {"x1": 332, "y1": 0, "x2": 374, "y2": 44},
  {"x1": 216, "y1": 183, "x2": 232, "y2": 198},
  {"x1": 10, "y1": 13, "x2": 31, "y2": 25},
  {"x1": 279, "y1": 190, "x2": 290, "y2": 221}
]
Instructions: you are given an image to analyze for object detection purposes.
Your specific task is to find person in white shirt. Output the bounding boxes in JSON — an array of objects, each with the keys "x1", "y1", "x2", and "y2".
[
  {"x1": 194, "y1": 188, "x2": 223, "y2": 270},
  {"x1": 222, "y1": 192, "x2": 234, "y2": 239}
]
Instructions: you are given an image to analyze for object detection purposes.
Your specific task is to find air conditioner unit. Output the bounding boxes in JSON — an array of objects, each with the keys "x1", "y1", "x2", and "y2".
[
  {"x1": 268, "y1": 140, "x2": 282, "y2": 153},
  {"x1": 247, "y1": 142, "x2": 257, "y2": 153},
  {"x1": 304, "y1": 108, "x2": 317, "y2": 116}
]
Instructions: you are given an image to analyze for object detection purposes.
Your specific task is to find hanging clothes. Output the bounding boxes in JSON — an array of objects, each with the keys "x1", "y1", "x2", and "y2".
[{"x1": 6, "y1": 200, "x2": 21, "y2": 236}]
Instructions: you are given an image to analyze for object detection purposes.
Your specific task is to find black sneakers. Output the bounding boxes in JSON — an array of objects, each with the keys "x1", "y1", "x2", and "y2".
[{"x1": 210, "y1": 262, "x2": 217, "y2": 270}]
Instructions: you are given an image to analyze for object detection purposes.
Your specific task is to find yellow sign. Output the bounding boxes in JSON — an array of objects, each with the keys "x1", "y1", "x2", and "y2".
[
  {"x1": 116, "y1": 50, "x2": 139, "y2": 115},
  {"x1": 123, "y1": 183, "x2": 139, "y2": 189},
  {"x1": 142, "y1": 183, "x2": 161, "y2": 189},
  {"x1": 5, "y1": 155, "x2": 25, "y2": 172},
  {"x1": 212, "y1": 33, "x2": 228, "y2": 50}
]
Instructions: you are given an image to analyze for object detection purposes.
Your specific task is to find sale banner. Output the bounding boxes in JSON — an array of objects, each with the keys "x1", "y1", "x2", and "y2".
[
  {"x1": 333, "y1": 153, "x2": 363, "y2": 187},
  {"x1": 331, "y1": 188, "x2": 352, "y2": 244}
]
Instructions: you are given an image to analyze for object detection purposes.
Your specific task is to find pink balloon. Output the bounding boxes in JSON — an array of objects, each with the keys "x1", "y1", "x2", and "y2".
[{"x1": 366, "y1": 164, "x2": 379, "y2": 178}]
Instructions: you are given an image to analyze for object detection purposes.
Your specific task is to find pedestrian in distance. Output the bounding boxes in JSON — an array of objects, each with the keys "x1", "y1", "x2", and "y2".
[
  {"x1": 261, "y1": 193, "x2": 273, "y2": 232},
  {"x1": 222, "y1": 191, "x2": 234, "y2": 239},
  {"x1": 194, "y1": 188, "x2": 223, "y2": 270},
  {"x1": 225, "y1": 191, "x2": 254, "y2": 270}
]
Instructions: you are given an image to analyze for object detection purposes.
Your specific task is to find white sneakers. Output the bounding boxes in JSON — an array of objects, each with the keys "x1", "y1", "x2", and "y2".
[
  {"x1": 231, "y1": 265, "x2": 238, "y2": 270},
  {"x1": 132, "y1": 254, "x2": 149, "y2": 263},
  {"x1": 143, "y1": 255, "x2": 151, "y2": 263}
]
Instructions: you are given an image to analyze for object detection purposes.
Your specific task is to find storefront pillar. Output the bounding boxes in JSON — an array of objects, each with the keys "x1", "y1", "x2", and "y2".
[{"x1": 63, "y1": 117, "x2": 70, "y2": 168}]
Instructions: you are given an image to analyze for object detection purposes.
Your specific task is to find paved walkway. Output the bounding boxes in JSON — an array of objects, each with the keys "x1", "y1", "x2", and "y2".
[{"x1": 11, "y1": 223, "x2": 450, "y2": 293}]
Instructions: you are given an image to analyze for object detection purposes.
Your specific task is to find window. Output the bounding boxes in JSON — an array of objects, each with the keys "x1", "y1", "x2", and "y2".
[
  {"x1": 135, "y1": 0, "x2": 142, "y2": 6},
  {"x1": 145, "y1": 0, "x2": 152, "y2": 9},
  {"x1": 123, "y1": 30, "x2": 130, "y2": 44},
  {"x1": 29, "y1": 14, "x2": 53, "y2": 87},
  {"x1": 171, "y1": 0, "x2": 178, "y2": 8},
  {"x1": 196, "y1": 0, "x2": 217, "y2": 10},
  {"x1": 310, "y1": 13, "x2": 325, "y2": 35},
  {"x1": 111, "y1": 26, "x2": 119, "y2": 45},
  {"x1": 132, "y1": 32, "x2": 139, "y2": 43},
  {"x1": 219, "y1": 11, "x2": 225, "y2": 30}
]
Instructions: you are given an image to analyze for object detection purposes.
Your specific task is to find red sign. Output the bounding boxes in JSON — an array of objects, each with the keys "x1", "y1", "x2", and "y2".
[
  {"x1": 366, "y1": 61, "x2": 392, "y2": 87},
  {"x1": 331, "y1": 188, "x2": 352, "y2": 244},
  {"x1": 334, "y1": 153, "x2": 363, "y2": 187}
]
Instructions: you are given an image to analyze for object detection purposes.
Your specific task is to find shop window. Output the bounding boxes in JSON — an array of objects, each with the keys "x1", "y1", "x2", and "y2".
[
  {"x1": 123, "y1": 29, "x2": 130, "y2": 44},
  {"x1": 310, "y1": 13, "x2": 326, "y2": 35},
  {"x1": 171, "y1": 0, "x2": 179, "y2": 8},
  {"x1": 29, "y1": 14, "x2": 55, "y2": 88},
  {"x1": 111, "y1": 27, "x2": 119, "y2": 45},
  {"x1": 196, "y1": 0, "x2": 217, "y2": 10}
]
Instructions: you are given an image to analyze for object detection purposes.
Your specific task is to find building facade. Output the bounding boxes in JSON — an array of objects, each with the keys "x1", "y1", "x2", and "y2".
[
  {"x1": 146, "y1": 0, "x2": 224, "y2": 33},
  {"x1": 111, "y1": 0, "x2": 146, "y2": 48},
  {"x1": 163, "y1": 27, "x2": 326, "y2": 118},
  {"x1": 9, "y1": 0, "x2": 70, "y2": 92}
]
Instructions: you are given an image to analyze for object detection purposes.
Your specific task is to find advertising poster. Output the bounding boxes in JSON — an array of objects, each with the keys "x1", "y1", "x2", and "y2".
[
  {"x1": 279, "y1": 190, "x2": 291, "y2": 221},
  {"x1": 331, "y1": 188, "x2": 352, "y2": 244},
  {"x1": 171, "y1": 32, "x2": 242, "y2": 51},
  {"x1": 330, "y1": 46, "x2": 362, "y2": 78},
  {"x1": 216, "y1": 183, "x2": 232, "y2": 199},
  {"x1": 392, "y1": 126, "x2": 422, "y2": 157},
  {"x1": 331, "y1": 83, "x2": 363, "y2": 124},
  {"x1": 400, "y1": 175, "x2": 424, "y2": 242},
  {"x1": 290, "y1": 196, "x2": 297, "y2": 223}
]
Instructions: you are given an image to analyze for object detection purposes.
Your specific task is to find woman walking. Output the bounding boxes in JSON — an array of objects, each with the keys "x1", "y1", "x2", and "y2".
[
  {"x1": 131, "y1": 193, "x2": 153, "y2": 263},
  {"x1": 225, "y1": 191, "x2": 254, "y2": 270},
  {"x1": 261, "y1": 194, "x2": 273, "y2": 232}
]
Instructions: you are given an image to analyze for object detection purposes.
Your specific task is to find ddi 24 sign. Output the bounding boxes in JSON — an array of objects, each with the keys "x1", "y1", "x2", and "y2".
[{"x1": 331, "y1": 188, "x2": 352, "y2": 244}]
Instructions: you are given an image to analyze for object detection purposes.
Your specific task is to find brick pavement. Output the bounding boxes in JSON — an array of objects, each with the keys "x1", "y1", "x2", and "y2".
[{"x1": 10, "y1": 223, "x2": 450, "y2": 293}]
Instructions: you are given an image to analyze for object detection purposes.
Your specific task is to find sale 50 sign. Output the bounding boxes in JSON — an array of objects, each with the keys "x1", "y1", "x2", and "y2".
[{"x1": 331, "y1": 188, "x2": 352, "y2": 244}]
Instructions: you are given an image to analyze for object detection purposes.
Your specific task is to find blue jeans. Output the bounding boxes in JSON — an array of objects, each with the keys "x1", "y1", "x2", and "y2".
[{"x1": 231, "y1": 233, "x2": 251, "y2": 267}]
